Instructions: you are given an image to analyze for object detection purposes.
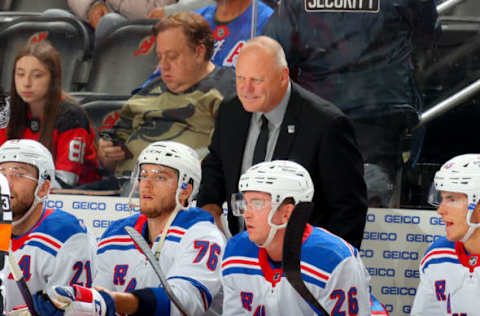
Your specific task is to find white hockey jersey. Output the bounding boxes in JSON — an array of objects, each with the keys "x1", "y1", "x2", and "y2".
[
  {"x1": 5, "y1": 208, "x2": 96, "y2": 312},
  {"x1": 411, "y1": 236, "x2": 480, "y2": 315},
  {"x1": 221, "y1": 224, "x2": 371, "y2": 315},
  {"x1": 94, "y1": 207, "x2": 226, "y2": 316}
]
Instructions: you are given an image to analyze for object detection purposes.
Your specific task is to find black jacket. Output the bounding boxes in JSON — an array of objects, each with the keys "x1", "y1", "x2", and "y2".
[{"x1": 197, "y1": 82, "x2": 368, "y2": 249}]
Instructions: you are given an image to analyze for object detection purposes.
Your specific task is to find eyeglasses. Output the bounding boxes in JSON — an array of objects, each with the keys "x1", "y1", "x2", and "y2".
[
  {"x1": 0, "y1": 166, "x2": 37, "y2": 182},
  {"x1": 231, "y1": 192, "x2": 275, "y2": 216},
  {"x1": 138, "y1": 168, "x2": 176, "y2": 185}
]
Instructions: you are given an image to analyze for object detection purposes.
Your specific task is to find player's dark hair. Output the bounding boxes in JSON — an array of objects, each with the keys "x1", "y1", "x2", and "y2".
[
  {"x1": 152, "y1": 11, "x2": 214, "y2": 61},
  {"x1": 8, "y1": 40, "x2": 62, "y2": 156},
  {"x1": 282, "y1": 197, "x2": 296, "y2": 206}
]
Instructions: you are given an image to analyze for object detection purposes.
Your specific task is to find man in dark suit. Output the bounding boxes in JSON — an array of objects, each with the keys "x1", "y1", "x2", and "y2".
[{"x1": 197, "y1": 36, "x2": 367, "y2": 248}]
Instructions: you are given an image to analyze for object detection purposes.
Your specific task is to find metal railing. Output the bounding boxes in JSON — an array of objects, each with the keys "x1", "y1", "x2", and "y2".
[
  {"x1": 416, "y1": 78, "x2": 480, "y2": 129},
  {"x1": 437, "y1": 0, "x2": 467, "y2": 15}
]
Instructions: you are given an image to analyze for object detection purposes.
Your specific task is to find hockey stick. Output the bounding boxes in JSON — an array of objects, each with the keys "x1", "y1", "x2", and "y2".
[
  {"x1": 282, "y1": 202, "x2": 329, "y2": 316},
  {"x1": 125, "y1": 226, "x2": 190, "y2": 316},
  {"x1": 8, "y1": 249, "x2": 38, "y2": 316}
]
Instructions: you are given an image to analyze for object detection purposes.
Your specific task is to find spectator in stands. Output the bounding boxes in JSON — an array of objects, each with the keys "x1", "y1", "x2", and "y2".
[
  {"x1": 138, "y1": 0, "x2": 273, "y2": 91},
  {"x1": 0, "y1": 40, "x2": 101, "y2": 188},
  {"x1": 96, "y1": 12, "x2": 236, "y2": 188},
  {"x1": 262, "y1": 0, "x2": 440, "y2": 207},
  {"x1": 196, "y1": 0, "x2": 273, "y2": 68},
  {"x1": 197, "y1": 36, "x2": 367, "y2": 249},
  {"x1": 64, "y1": 0, "x2": 215, "y2": 43}
]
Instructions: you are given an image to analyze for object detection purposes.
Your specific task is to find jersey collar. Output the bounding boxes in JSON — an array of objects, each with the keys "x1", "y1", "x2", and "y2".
[
  {"x1": 258, "y1": 224, "x2": 313, "y2": 286},
  {"x1": 132, "y1": 214, "x2": 150, "y2": 255},
  {"x1": 12, "y1": 208, "x2": 54, "y2": 251},
  {"x1": 455, "y1": 241, "x2": 480, "y2": 272}
]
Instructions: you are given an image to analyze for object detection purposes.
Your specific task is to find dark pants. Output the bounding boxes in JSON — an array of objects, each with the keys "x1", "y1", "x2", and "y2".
[{"x1": 348, "y1": 107, "x2": 420, "y2": 207}]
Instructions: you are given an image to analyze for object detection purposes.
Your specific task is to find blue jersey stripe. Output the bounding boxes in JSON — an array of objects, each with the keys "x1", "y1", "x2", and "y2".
[
  {"x1": 168, "y1": 276, "x2": 213, "y2": 308},
  {"x1": 165, "y1": 236, "x2": 181, "y2": 243},
  {"x1": 422, "y1": 257, "x2": 460, "y2": 273},
  {"x1": 26, "y1": 241, "x2": 58, "y2": 257},
  {"x1": 97, "y1": 244, "x2": 136, "y2": 254},
  {"x1": 222, "y1": 267, "x2": 264, "y2": 277},
  {"x1": 302, "y1": 273, "x2": 327, "y2": 289}
]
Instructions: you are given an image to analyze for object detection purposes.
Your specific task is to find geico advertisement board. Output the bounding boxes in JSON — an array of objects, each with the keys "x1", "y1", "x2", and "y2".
[
  {"x1": 361, "y1": 208, "x2": 445, "y2": 316},
  {"x1": 48, "y1": 195, "x2": 445, "y2": 316},
  {"x1": 47, "y1": 194, "x2": 140, "y2": 238}
]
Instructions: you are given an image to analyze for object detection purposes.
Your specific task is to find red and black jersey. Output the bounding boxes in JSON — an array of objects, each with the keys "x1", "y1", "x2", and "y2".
[{"x1": 0, "y1": 100, "x2": 101, "y2": 186}]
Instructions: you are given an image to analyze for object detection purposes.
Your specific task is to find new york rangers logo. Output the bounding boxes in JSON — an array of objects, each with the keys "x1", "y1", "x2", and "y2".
[
  {"x1": 444, "y1": 162, "x2": 454, "y2": 170},
  {"x1": 240, "y1": 291, "x2": 253, "y2": 311},
  {"x1": 223, "y1": 42, "x2": 244, "y2": 67}
]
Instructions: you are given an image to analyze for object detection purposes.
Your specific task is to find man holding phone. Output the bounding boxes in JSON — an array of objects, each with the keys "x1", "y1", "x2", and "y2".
[{"x1": 97, "y1": 12, "x2": 236, "y2": 180}]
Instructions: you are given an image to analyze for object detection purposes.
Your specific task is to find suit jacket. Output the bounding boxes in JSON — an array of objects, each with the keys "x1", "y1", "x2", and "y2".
[{"x1": 197, "y1": 82, "x2": 367, "y2": 248}]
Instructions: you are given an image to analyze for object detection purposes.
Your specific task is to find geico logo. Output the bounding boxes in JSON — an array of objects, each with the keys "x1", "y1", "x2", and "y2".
[
  {"x1": 383, "y1": 250, "x2": 418, "y2": 260},
  {"x1": 363, "y1": 231, "x2": 397, "y2": 241},
  {"x1": 366, "y1": 267, "x2": 395, "y2": 277},
  {"x1": 404, "y1": 269, "x2": 420, "y2": 278},
  {"x1": 92, "y1": 219, "x2": 112, "y2": 228},
  {"x1": 359, "y1": 249, "x2": 374, "y2": 258},
  {"x1": 381, "y1": 286, "x2": 416, "y2": 296},
  {"x1": 366, "y1": 213, "x2": 375, "y2": 222},
  {"x1": 429, "y1": 216, "x2": 445, "y2": 226},
  {"x1": 384, "y1": 214, "x2": 420, "y2": 224},
  {"x1": 115, "y1": 203, "x2": 140, "y2": 212},
  {"x1": 403, "y1": 305, "x2": 411, "y2": 314},
  {"x1": 72, "y1": 201, "x2": 106, "y2": 210},
  {"x1": 384, "y1": 304, "x2": 394, "y2": 313},
  {"x1": 406, "y1": 233, "x2": 442, "y2": 243},
  {"x1": 45, "y1": 200, "x2": 64, "y2": 209}
]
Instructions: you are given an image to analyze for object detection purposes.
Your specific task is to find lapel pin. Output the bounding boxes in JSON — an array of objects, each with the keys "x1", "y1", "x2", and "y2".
[{"x1": 288, "y1": 125, "x2": 295, "y2": 134}]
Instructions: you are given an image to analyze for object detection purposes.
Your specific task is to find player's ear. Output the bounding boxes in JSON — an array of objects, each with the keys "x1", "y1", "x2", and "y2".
[
  {"x1": 282, "y1": 203, "x2": 295, "y2": 224},
  {"x1": 37, "y1": 179, "x2": 50, "y2": 198},
  {"x1": 472, "y1": 201, "x2": 480, "y2": 224},
  {"x1": 179, "y1": 183, "x2": 193, "y2": 206}
]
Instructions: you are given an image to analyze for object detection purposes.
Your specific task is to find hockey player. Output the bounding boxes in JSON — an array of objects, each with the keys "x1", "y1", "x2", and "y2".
[
  {"x1": 0, "y1": 139, "x2": 96, "y2": 313},
  {"x1": 411, "y1": 154, "x2": 480, "y2": 315},
  {"x1": 33, "y1": 141, "x2": 225, "y2": 316},
  {"x1": 222, "y1": 160, "x2": 373, "y2": 315}
]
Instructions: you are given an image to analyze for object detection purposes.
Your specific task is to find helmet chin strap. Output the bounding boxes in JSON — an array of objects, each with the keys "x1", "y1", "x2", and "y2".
[
  {"x1": 461, "y1": 227, "x2": 477, "y2": 243},
  {"x1": 175, "y1": 183, "x2": 189, "y2": 211},
  {"x1": 257, "y1": 205, "x2": 287, "y2": 248},
  {"x1": 461, "y1": 204, "x2": 480, "y2": 243},
  {"x1": 12, "y1": 185, "x2": 46, "y2": 229}
]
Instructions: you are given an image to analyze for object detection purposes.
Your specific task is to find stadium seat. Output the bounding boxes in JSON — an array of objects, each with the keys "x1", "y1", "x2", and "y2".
[
  {"x1": 82, "y1": 100, "x2": 126, "y2": 134},
  {"x1": 0, "y1": 0, "x2": 70, "y2": 12},
  {"x1": 82, "y1": 19, "x2": 158, "y2": 95},
  {"x1": 0, "y1": 15, "x2": 91, "y2": 92}
]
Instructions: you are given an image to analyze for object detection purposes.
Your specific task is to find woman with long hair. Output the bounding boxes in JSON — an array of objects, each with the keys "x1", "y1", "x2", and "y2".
[{"x1": 0, "y1": 40, "x2": 101, "y2": 187}]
